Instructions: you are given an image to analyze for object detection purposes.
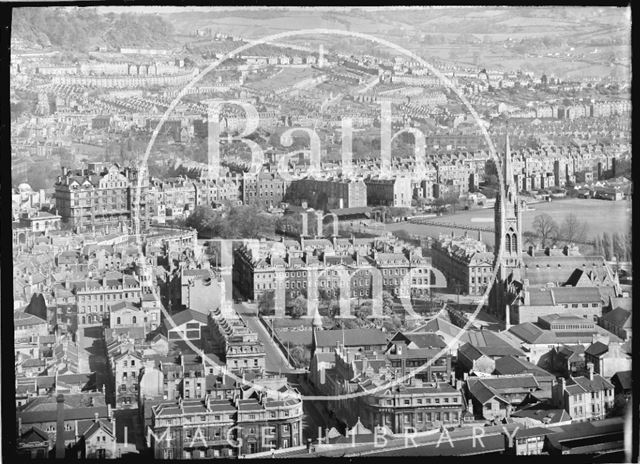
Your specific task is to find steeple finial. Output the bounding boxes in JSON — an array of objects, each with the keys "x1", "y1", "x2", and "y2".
[{"x1": 504, "y1": 128, "x2": 512, "y2": 185}]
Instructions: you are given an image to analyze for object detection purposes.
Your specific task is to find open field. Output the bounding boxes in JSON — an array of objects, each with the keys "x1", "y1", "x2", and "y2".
[
  {"x1": 245, "y1": 66, "x2": 321, "y2": 92},
  {"x1": 386, "y1": 198, "x2": 631, "y2": 248}
]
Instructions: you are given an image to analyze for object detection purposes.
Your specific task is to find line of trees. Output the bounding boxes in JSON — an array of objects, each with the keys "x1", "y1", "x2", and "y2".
[
  {"x1": 594, "y1": 231, "x2": 631, "y2": 262},
  {"x1": 527, "y1": 212, "x2": 630, "y2": 261},
  {"x1": 529, "y1": 212, "x2": 589, "y2": 248},
  {"x1": 184, "y1": 204, "x2": 275, "y2": 239}
]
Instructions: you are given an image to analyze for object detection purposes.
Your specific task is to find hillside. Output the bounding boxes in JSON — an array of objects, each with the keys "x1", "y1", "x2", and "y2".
[{"x1": 12, "y1": 7, "x2": 177, "y2": 51}]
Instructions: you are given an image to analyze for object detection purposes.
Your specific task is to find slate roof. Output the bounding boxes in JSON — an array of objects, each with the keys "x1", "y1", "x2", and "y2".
[
  {"x1": 467, "y1": 377, "x2": 511, "y2": 405},
  {"x1": 20, "y1": 426, "x2": 50, "y2": 444},
  {"x1": 412, "y1": 316, "x2": 462, "y2": 338},
  {"x1": 511, "y1": 406, "x2": 572, "y2": 425},
  {"x1": 566, "y1": 374, "x2": 614, "y2": 393},
  {"x1": 494, "y1": 356, "x2": 555, "y2": 379},
  {"x1": 522, "y1": 255, "x2": 611, "y2": 286},
  {"x1": 315, "y1": 329, "x2": 388, "y2": 348},
  {"x1": 601, "y1": 307, "x2": 631, "y2": 327},
  {"x1": 459, "y1": 341, "x2": 525, "y2": 360},
  {"x1": 585, "y1": 341, "x2": 609, "y2": 356},
  {"x1": 611, "y1": 370, "x2": 632, "y2": 391}
]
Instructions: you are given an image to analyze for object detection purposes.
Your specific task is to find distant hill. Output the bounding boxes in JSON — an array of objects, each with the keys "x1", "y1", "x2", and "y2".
[{"x1": 12, "y1": 7, "x2": 177, "y2": 51}]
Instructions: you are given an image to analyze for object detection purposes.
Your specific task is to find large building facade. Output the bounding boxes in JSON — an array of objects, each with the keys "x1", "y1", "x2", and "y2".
[{"x1": 54, "y1": 164, "x2": 151, "y2": 233}]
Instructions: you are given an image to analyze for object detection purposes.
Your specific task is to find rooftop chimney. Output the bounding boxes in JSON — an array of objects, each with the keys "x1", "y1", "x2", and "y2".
[
  {"x1": 587, "y1": 362, "x2": 594, "y2": 380},
  {"x1": 55, "y1": 394, "x2": 65, "y2": 459}
]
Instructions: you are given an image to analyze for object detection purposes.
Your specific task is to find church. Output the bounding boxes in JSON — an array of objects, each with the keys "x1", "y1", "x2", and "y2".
[{"x1": 489, "y1": 133, "x2": 622, "y2": 327}]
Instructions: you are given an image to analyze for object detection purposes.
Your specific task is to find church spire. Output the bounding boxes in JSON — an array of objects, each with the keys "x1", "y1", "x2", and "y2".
[{"x1": 504, "y1": 130, "x2": 512, "y2": 187}]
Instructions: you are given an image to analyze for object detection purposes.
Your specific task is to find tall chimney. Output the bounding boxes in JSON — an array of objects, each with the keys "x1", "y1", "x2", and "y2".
[
  {"x1": 55, "y1": 394, "x2": 66, "y2": 459},
  {"x1": 587, "y1": 362, "x2": 594, "y2": 380}
]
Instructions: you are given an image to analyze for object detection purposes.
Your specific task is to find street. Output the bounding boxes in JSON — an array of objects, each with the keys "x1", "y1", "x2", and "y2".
[{"x1": 233, "y1": 301, "x2": 299, "y2": 374}]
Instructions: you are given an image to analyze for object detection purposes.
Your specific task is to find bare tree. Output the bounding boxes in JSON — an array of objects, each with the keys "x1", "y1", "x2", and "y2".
[
  {"x1": 532, "y1": 213, "x2": 559, "y2": 248},
  {"x1": 602, "y1": 233, "x2": 613, "y2": 261},
  {"x1": 559, "y1": 213, "x2": 587, "y2": 244}
]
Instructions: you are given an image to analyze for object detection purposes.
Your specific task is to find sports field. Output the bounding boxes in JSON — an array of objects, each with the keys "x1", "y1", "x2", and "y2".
[{"x1": 386, "y1": 198, "x2": 631, "y2": 248}]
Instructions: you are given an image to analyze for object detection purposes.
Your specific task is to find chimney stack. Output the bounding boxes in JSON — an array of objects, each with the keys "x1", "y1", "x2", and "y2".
[
  {"x1": 55, "y1": 394, "x2": 66, "y2": 459},
  {"x1": 587, "y1": 362, "x2": 594, "y2": 380}
]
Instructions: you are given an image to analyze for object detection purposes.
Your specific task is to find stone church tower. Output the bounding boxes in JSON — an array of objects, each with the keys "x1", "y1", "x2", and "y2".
[{"x1": 491, "y1": 132, "x2": 524, "y2": 328}]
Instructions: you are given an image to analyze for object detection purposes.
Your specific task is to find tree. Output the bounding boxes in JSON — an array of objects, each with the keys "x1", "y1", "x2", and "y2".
[
  {"x1": 354, "y1": 305, "x2": 371, "y2": 320},
  {"x1": 392, "y1": 229, "x2": 412, "y2": 243},
  {"x1": 382, "y1": 291, "x2": 395, "y2": 316},
  {"x1": 593, "y1": 234, "x2": 603, "y2": 256},
  {"x1": 532, "y1": 213, "x2": 559, "y2": 248},
  {"x1": 559, "y1": 213, "x2": 587, "y2": 244},
  {"x1": 602, "y1": 233, "x2": 613, "y2": 261},
  {"x1": 612, "y1": 232, "x2": 626, "y2": 262},
  {"x1": 290, "y1": 295, "x2": 307, "y2": 319},
  {"x1": 523, "y1": 231, "x2": 538, "y2": 249},
  {"x1": 185, "y1": 205, "x2": 221, "y2": 238},
  {"x1": 289, "y1": 344, "x2": 311, "y2": 367},
  {"x1": 257, "y1": 290, "x2": 275, "y2": 316}
]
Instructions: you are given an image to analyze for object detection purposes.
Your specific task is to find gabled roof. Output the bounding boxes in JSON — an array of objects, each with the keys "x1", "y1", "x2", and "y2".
[
  {"x1": 20, "y1": 426, "x2": 49, "y2": 444},
  {"x1": 611, "y1": 370, "x2": 632, "y2": 391},
  {"x1": 165, "y1": 309, "x2": 208, "y2": 329},
  {"x1": 83, "y1": 419, "x2": 115, "y2": 440},
  {"x1": 412, "y1": 316, "x2": 462, "y2": 338},
  {"x1": 467, "y1": 378, "x2": 511, "y2": 405}
]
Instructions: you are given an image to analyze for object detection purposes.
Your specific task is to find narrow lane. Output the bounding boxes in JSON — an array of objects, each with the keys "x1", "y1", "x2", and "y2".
[{"x1": 233, "y1": 302, "x2": 298, "y2": 374}]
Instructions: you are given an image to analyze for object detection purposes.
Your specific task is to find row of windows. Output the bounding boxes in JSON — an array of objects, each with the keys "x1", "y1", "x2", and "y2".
[
  {"x1": 121, "y1": 371, "x2": 138, "y2": 380},
  {"x1": 79, "y1": 292, "x2": 138, "y2": 301},
  {"x1": 384, "y1": 411, "x2": 459, "y2": 424},
  {"x1": 382, "y1": 396, "x2": 459, "y2": 406},
  {"x1": 382, "y1": 268, "x2": 407, "y2": 276},
  {"x1": 231, "y1": 359, "x2": 260, "y2": 367}
]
